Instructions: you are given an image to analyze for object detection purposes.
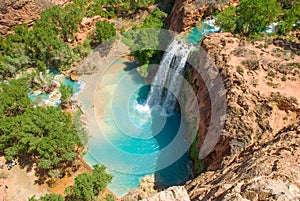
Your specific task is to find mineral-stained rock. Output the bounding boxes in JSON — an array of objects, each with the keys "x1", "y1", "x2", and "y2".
[
  {"x1": 0, "y1": 0, "x2": 70, "y2": 36},
  {"x1": 185, "y1": 123, "x2": 300, "y2": 201},
  {"x1": 142, "y1": 186, "x2": 190, "y2": 201},
  {"x1": 167, "y1": 0, "x2": 239, "y2": 34},
  {"x1": 132, "y1": 32, "x2": 300, "y2": 200}
]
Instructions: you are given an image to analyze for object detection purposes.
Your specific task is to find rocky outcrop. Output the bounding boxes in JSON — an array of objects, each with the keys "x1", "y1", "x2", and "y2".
[
  {"x1": 190, "y1": 32, "x2": 300, "y2": 170},
  {"x1": 186, "y1": 123, "x2": 300, "y2": 200},
  {"x1": 0, "y1": 0, "x2": 70, "y2": 36},
  {"x1": 142, "y1": 186, "x2": 190, "y2": 201},
  {"x1": 185, "y1": 32, "x2": 300, "y2": 199},
  {"x1": 135, "y1": 32, "x2": 300, "y2": 200},
  {"x1": 167, "y1": 0, "x2": 239, "y2": 33}
]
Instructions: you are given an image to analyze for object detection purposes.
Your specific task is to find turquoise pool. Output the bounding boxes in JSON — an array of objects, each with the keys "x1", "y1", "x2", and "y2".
[{"x1": 83, "y1": 62, "x2": 192, "y2": 196}]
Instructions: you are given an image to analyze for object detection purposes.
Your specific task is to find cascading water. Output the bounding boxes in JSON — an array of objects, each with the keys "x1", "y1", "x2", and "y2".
[
  {"x1": 83, "y1": 21, "x2": 222, "y2": 195},
  {"x1": 145, "y1": 39, "x2": 192, "y2": 113}
]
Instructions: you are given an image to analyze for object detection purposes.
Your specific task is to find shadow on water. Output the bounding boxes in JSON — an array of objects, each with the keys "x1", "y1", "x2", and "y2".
[
  {"x1": 136, "y1": 85, "x2": 193, "y2": 190},
  {"x1": 123, "y1": 61, "x2": 138, "y2": 71},
  {"x1": 152, "y1": 105, "x2": 193, "y2": 190}
]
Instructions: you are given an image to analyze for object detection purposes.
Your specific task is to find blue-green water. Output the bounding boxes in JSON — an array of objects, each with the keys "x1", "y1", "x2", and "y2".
[
  {"x1": 83, "y1": 20, "x2": 220, "y2": 196},
  {"x1": 28, "y1": 70, "x2": 84, "y2": 105},
  {"x1": 83, "y1": 63, "x2": 192, "y2": 196},
  {"x1": 185, "y1": 19, "x2": 220, "y2": 43}
]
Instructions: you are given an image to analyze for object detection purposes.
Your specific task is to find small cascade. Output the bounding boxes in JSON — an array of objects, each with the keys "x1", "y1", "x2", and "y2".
[{"x1": 146, "y1": 39, "x2": 192, "y2": 113}]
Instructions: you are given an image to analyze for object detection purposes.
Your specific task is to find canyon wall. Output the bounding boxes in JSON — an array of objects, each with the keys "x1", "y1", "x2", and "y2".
[
  {"x1": 167, "y1": 0, "x2": 239, "y2": 33},
  {"x1": 0, "y1": 0, "x2": 70, "y2": 36},
  {"x1": 141, "y1": 32, "x2": 300, "y2": 201},
  {"x1": 192, "y1": 32, "x2": 300, "y2": 170}
]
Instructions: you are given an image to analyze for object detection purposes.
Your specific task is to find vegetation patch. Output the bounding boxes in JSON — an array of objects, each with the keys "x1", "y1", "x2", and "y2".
[
  {"x1": 216, "y1": 0, "x2": 299, "y2": 38},
  {"x1": 242, "y1": 59, "x2": 260, "y2": 70}
]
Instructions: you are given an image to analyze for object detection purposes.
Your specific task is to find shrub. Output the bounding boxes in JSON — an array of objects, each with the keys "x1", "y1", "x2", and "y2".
[
  {"x1": 277, "y1": 2, "x2": 300, "y2": 35},
  {"x1": 95, "y1": 21, "x2": 116, "y2": 44},
  {"x1": 216, "y1": 6, "x2": 237, "y2": 32},
  {"x1": 237, "y1": 0, "x2": 281, "y2": 35},
  {"x1": 268, "y1": 70, "x2": 276, "y2": 78},
  {"x1": 242, "y1": 59, "x2": 260, "y2": 70},
  {"x1": 281, "y1": 76, "x2": 287, "y2": 81},
  {"x1": 237, "y1": 66, "x2": 244, "y2": 74}
]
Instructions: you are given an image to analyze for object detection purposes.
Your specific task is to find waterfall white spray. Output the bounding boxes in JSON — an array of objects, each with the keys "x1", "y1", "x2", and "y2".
[{"x1": 146, "y1": 39, "x2": 192, "y2": 113}]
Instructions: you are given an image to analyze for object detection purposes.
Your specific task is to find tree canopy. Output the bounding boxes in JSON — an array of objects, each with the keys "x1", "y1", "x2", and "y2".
[
  {"x1": 277, "y1": 1, "x2": 300, "y2": 35},
  {"x1": 122, "y1": 8, "x2": 168, "y2": 66},
  {"x1": 237, "y1": 0, "x2": 281, "y2": 35},
  {"x1": 95, "y1": 21, "x2": 117, "y2": 44},
  {"x1": 0, "y1": 79, "x2": 85, "y2": 176},
  {"x1": 216, "y1": 6, "x2": 236, "y2": 33},
  {"x1": 216, "y1": 0, "x2": 300, "y2": 37},
  {"x1": 65, "y1": 164, "x2": 113, "y2": 201},
  {"x1": 29, "y1": 164, "x2": 113, "y2": 201},
  {"x1": 29, "y1": 194, "x2": 64, "y2": 201}
]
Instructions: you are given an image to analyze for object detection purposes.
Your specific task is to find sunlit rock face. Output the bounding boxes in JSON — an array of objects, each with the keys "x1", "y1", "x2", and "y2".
[
  {"x1": 167, "y1": 0, "x2": 239, "y2": 34},
  {"x1": 185, "y1": 31, "x2": 300, "y2": 199},
  {"x1": 0, "y1": 0, "x2": 70, "y2": 36},
  {"x1": 135, "y1": 31, "x2": 300, "y2": 201}
]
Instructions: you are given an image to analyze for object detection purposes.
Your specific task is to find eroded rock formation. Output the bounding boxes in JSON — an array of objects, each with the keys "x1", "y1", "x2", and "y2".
[
  {"x1": 186, "y1": 123, "x2": 300, "y2": 200},
  {"x1": 194, "y1": 32, "x2": 300, "y2": 171},
  {"x1": 137, "y1": 32, "x2": 300, "y2": 200},
  {"x1": 0, "y1": 0, "x2": 70, "y2": 36},
  {"x1": 167, "y1": 0, "x2": 239, "y2": 33}
]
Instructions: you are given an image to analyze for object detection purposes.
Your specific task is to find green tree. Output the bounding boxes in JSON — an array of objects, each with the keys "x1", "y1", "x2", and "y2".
[
  {"x1": 0, "y1": 79, "x2": 32, "y2": 117},
  {"x1": 95, "y1": 21, "x2": 116, "y2": 44},
  {"x1": 216, "y1": 6, "x2": 237, "y2": 32},
  {"x1": 122, "y1": 8, "x2": 167, "y2": 66},
  {"x1": 237, "y1": 0, "x2": 281, "y2": 35},
  {"x1": 65, "y1": 164, "x2": 112, "y2": 201},
  {"x1": 0, "y1": 103, "x2": 85, "y2": 172},
  {"x1": 106, "y1": 194, "x2": 115, "y2": 201},
  {"x1": 60, "y1": 84, "x2": 74, "y2": 104},
  {"x1": 29, "y1": 194, "x2": 64, "y2": 201},
  {"x1": 277, "y1": 2, "x2": 300, "y2": 35}
]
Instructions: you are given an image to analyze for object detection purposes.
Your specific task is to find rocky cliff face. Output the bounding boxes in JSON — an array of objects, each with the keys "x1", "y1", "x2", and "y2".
[
  {"x1": 0, "y1": 0, "x2": 70, "y2": 36},
  {"x1": 186, "y1": 122, "x2": 300, "y2": 200},
  {"x1": 167, "y1": 0, "x2": 239, "y2": 33},
  {"x1": 184, "y1": 32, "x2": 300, "y2": 200},
  {"x1": 139, "y1": 33, "x2": 300, "y2": 200},
  {"x1": 193, "y1": 32, "x2": 300, "y2": 171}
]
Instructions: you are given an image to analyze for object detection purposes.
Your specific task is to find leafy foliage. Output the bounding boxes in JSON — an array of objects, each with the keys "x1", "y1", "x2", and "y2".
[
  {"x1": 60, "y1": 84, "x2": 74, "y2": 104},
  {"x1": 122, "y1": 8, "x2": 167, "y2": 67},
  {"x1": 277, "y1": 2, "x2": 300, "y2": 35},
  {"x1": 0, "y1": 79, "x2": 32, "y2": 117},
  {"x1": 137, "y1": 64, "x2": 150, "y2": 77},
  {"x1": 106, "y1": 194, "x2": 116, "y2": 201},
  {"x1": 216, "y1": 6, "x2": 236, "y2": 32},
  {"x1": 0, "y1": 79, "x2": 84, "y2": 174},
  {"x1": 29, "y1": 194, "x2": 64, "y2": 201},
  {"x1": 85, "y1": 0, "x2": 158, "y2": 18},
  {"x1": 0, "y1": 2, "x2": 85, "y2": 80},
  {"x1": 216, "y1": 0, "x2": 300, "y2": 36},
  {"x1": 65, "y1": 164, "x2": 112, "y2": 201},
  {"x1": 0, "y1": 0, "x2": 162, "y2": 80},
  {"x1": 237, "y1": 0, "x2": 281, "y2": 35},
  {"x1": 0, "y1": 106, "x2": 83, "y2": 166},
  {"x1": 95, "y1": 21, "x2": 117, "y2": 44}
]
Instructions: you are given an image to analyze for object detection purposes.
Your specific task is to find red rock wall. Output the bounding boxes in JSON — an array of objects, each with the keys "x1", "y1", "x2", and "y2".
[
  {"x1": 167, "y1": 0, "x2": 239, "y2": 34},
  {"x1": 0, "y1": 0, "x2": 70, "y2": 36}
]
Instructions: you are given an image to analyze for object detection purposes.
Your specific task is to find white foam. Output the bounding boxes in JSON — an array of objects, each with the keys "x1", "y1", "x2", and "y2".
[
  {"x1": 73, "y1": 80, "x2": 86, "y2": 96},
  {"x1": 135, "y1": 102, "x2": 151, "y2": 114},
  {"x1": 203, "y1": 19, "x2": 220, "y2": 32},
  {"x1": 265, "y1": 22, "x2": 278, "y2": 34}
]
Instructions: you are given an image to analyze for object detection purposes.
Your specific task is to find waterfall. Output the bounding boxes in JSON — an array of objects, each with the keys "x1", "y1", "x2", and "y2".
[{"x1": 146, "y1": 39, "x2": 192, "y2": 113}]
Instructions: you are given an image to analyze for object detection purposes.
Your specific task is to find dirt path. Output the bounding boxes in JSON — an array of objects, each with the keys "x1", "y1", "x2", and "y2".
[{"x1": 0, "y1": 157, "x2": 48, "y2": 201}]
